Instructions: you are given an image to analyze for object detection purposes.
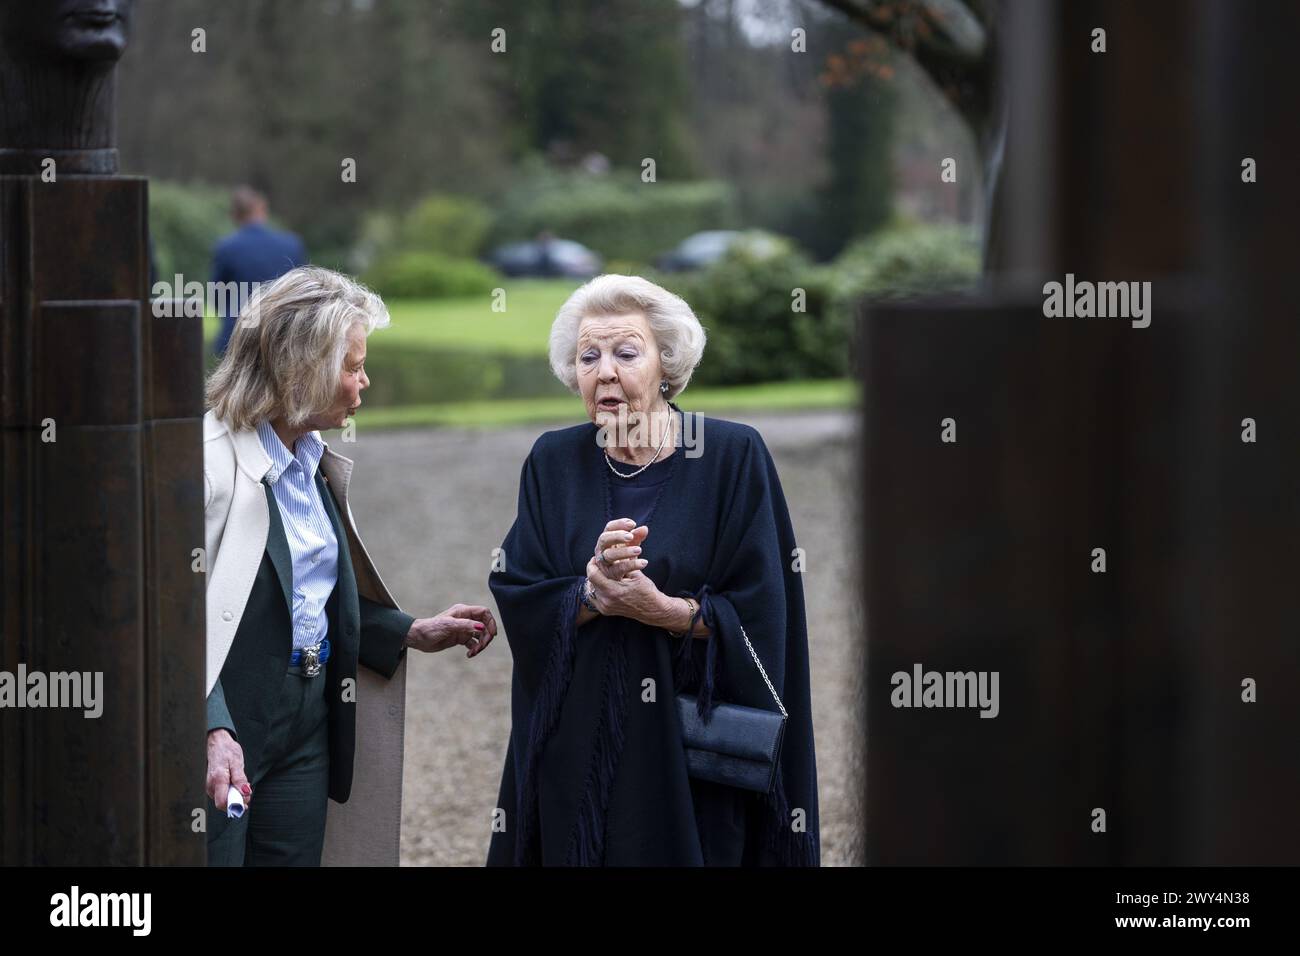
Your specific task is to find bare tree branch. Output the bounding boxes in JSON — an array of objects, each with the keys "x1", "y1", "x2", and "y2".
[{"x1": 815, "y1": 0, "x2": 995, "y2": 145}]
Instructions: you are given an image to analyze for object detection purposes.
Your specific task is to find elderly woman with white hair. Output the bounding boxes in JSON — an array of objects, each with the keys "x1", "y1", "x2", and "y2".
[
  {"x1": 203, "y1": 265, "x2": 497, "y2": 866},
  {"x1": 487, "y1": 274, "x2": 820, "y2": 866}
]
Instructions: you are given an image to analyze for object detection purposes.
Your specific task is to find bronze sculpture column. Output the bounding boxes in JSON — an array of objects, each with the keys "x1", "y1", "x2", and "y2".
[
  {"x1": 0, "y1": 0, "x2": 206, "y2": 864},
  {"x1": 862, "y1": 0, "x2": 1300, "y2": 864}
]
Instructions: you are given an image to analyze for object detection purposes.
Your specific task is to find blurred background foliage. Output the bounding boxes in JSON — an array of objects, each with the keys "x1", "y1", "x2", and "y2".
[{"x1": 128, "y1": 0, "x2": 984, "y2": 421}]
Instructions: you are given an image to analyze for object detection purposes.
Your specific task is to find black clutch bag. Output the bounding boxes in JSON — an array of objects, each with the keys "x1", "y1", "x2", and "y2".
[{"x1": 676, "y1": 623, "x2": 787, "y2": 794}]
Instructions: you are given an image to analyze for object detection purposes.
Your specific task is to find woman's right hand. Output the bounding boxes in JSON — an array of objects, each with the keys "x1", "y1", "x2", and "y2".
[
  {"x1": 206, "y1": 729, "x2": 251, "y2": 813},
  {"x1": 593, "y1": 518, "x2": 648, "y2": 579}
]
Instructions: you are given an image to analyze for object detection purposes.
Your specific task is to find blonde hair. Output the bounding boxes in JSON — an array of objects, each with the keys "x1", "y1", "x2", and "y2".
[
  {"x1": 205, "y1": 265, "x2": 389, "y2": 430},
  {"x1": 549, "y1": 274, "x2": 706, "y2": 399}
]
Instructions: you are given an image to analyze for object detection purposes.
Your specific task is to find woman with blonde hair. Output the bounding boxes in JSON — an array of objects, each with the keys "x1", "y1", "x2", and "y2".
[{"x1": 203, "y1": 265, "x2": 496, "y2": 866}]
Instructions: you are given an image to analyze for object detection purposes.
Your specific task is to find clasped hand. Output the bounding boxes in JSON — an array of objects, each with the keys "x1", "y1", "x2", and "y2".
[{"x1": 585, "y1": 518, "x2": 669, "y2": 623}]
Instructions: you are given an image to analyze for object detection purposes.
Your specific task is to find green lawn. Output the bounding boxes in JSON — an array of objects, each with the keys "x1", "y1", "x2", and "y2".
[
  {"x1": 380, "y1": 280, "x2": 582, "y2": 354},
  {"x1": 205, "y1": 281, "x2": 859, "y2": 428},
  {"x1": 352, "y1": 378, "x2": 857, "y2": 430},
  {"x1": 201, "y1": 279, "x2": 581, "y2": 356}
]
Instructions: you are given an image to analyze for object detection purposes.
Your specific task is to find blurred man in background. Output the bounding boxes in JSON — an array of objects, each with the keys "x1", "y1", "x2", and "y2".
[{"x1": 211, "y1": 186, "x2": 308, "y2": 357}]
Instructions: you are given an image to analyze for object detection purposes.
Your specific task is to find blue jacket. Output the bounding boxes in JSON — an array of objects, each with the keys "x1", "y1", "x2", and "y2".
[{"x1": 211, "y1": 222, "x2": 308, "y2": 354}]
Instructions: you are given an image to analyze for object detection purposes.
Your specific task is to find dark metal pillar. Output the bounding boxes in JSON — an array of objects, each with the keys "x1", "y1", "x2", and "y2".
[
  {"x1": 863, "y1": 0, "x2": 1300, "y2": 864},
  {"x1": 0, "y1": 0, "x2": 205, "y2": 865}
]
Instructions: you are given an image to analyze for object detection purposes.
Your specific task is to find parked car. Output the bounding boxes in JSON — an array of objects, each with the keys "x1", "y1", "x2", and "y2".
[
  {"x1": 486, "y1": 237, "x2": 602, "y2": 278},
  {"x1": 653, "y1": 229, "x2": 785, "y2": 272}
]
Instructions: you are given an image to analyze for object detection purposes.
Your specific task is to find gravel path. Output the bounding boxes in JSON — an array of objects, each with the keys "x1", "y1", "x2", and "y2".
[{"x1": 341, "y1": 410, "x2": 864, "y2": 866}]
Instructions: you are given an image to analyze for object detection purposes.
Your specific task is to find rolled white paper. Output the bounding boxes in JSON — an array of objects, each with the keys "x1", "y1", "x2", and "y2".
[{"x1": 226, "y1": 785, "x2": 246, "y2": 819}]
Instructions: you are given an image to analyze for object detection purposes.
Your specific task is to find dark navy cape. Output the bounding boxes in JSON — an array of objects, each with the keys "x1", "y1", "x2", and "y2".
[{"x1": 486, "y1": 409, "x2": 820, "y2": 866}]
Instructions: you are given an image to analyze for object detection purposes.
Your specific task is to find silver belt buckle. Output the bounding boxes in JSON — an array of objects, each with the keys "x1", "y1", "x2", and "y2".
[{"x1": 301, "y1": 642, "x2": 323, "y2": 678}]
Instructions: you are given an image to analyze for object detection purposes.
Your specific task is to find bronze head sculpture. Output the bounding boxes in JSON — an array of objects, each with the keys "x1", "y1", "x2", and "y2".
[
  {"x1": 0, "y1": 0, "x2": 136, "y2": 170},
  {"x1": 0, "y1": 0, "x2": 134, "y2": 63}
]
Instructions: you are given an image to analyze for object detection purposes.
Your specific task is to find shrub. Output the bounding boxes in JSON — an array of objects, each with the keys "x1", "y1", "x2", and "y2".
[
  {"x1": 831, "y1": 222, "x2": 981, "y2": 301},
  {"x1": 489, "y1": 161, "x2": 738, "y2": 262},
  {"x1": 399, "y1": 194, "x2": 493, "y2": 259},
  {"x1": 662, "y1": 244, "x2": 845, "y2": 387},
  {"x1": 352, "y1": 194, "x2": 493, "y2": 273},
  {"x1": 362, "y1": 251, "x2": 499, "y2": 300},
  {"x1": 147, "y1": 180, "x2": 232, "y2": 283}
]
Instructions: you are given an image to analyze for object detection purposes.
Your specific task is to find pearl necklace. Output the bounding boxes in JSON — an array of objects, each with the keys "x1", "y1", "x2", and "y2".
[{"x1": 605, "y1": 407, "x2": 676, "y2": 479}]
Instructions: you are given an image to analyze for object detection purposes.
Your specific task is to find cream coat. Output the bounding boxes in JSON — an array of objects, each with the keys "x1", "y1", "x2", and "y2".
[{"x1": 203, "y1": 409, "x2": 407, "y2": 865}]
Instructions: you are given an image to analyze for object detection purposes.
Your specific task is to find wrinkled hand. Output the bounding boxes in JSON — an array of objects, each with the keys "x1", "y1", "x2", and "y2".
[
  {"x1": 592, "y1": 518, "x2": 649, "y2": 580},
  {"x1": 206, "y1": 729, "x2": 250, "y2": 813},
  {"x1": 405, "y1": 604, "x2": 497, "y2": 658},
  {"x1": 587, "y1": 518, "x2": 666, "y2": 622}
]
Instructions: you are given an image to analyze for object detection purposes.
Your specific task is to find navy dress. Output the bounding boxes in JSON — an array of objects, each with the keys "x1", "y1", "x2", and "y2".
[
  {"x1": 607, "y1": 452, "x2": 770, "y2": 865},
  {"x1": 487, "y1": 409, "x2": 820, "y2": 866}
]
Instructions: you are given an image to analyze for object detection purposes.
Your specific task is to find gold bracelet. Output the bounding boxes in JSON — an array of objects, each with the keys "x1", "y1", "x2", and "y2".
[{"x1": 669, "y1": 597, "x2": 699, "y2": 638}]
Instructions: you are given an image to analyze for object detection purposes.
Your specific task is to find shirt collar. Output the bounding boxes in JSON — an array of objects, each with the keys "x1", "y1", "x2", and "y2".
[{"x1": 255, "y1": 419, "x2": 326, "y2": 485}]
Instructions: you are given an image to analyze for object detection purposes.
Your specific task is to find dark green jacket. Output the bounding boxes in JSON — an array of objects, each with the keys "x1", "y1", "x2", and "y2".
[{"x1": 206, "y1": 472, "x2": 413, "y2": 802}]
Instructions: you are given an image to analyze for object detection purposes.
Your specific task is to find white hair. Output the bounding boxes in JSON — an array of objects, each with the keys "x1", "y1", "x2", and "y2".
[
  {"x1": 549, "y1": 274, "x2": 706, "y2": 399},
  {"x1": 205, "y1": 265, "x2": 390, "y2": 430}
]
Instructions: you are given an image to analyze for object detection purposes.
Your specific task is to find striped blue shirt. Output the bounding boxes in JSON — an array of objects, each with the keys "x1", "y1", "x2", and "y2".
[{"x1": 256, "y1": 419, "x2": 340, "y2": 651}]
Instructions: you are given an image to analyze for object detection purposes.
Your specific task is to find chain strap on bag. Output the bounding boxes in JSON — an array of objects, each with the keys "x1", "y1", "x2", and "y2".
[{"x1": 675, "y1": 623, "x2": 787, "y2": 793}]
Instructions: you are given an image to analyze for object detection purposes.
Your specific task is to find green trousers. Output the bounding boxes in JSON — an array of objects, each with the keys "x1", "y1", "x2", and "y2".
[{"x1": 207, "y1": 662, "x2": 331, "y2": 866}]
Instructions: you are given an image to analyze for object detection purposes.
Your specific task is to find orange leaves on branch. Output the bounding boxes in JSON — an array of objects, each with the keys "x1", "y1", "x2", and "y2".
[
  {"x1": 820, "y1": 32, "x2": 895, "y2": 90},
  {"x1": 860, "y1": 0, "x2": 946, "y2": 55},
  {"x1": 871, "y1": 2, "x2": 900, "y2": 24}
]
